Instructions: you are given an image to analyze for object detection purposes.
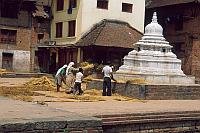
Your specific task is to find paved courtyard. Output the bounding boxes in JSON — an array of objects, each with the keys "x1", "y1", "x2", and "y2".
[{"x1": 1, "y1": 78, "x2": 200, "y2": 120}]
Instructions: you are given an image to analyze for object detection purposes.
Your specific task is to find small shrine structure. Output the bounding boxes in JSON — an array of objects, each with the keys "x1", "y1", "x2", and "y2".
[{"x1": 114, "y1": 12, "x2": 195, "y2": 84}]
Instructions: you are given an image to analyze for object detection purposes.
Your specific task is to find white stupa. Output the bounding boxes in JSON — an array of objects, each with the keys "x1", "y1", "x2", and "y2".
[{"x1": 114, "y1": 12, "x2": 195, "y2": 84}]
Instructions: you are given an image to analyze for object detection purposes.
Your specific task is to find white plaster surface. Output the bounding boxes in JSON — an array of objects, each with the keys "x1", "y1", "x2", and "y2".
[
  {"x1": 114, "y1": 12, "x2": 195, "y2": 84},
  {"x1": 0, "y1": 49, "x2": 30, "y2": 72}
]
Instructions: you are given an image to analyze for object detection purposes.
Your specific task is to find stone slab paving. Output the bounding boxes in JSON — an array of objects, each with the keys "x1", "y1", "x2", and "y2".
[
  {"x1": 1, "y1": 78, "x2": 200, "y2": 126},
  {"x1": 0, "y1": 96, "x2": 100, "y2": 125},
  {"x1": 1, "y1": 94, "x2": 200, "y2": 122},
  {"x1": 46, "y1": 100, "x2": 200, "y2": 116}
]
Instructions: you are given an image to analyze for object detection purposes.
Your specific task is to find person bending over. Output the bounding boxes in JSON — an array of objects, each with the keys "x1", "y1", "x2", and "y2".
[{"x1": 55, "y1": 64, "x2": 67, "y2": 92}]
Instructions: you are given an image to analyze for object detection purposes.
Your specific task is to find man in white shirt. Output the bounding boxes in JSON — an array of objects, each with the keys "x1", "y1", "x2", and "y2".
[
  {"x1": 102, "y1": 63, "x2": 113, "y2": 96},
  {"x1": 73, "y1": 67, "x2": 84, "y2": 95}
]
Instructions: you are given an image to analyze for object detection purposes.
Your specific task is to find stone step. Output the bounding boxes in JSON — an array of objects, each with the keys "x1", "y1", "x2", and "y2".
[
  {"x1": 100, "y1": 112, "x2": 200, "y2": 132},
  {"x1": 97, "y1": 111, "x2": 200, "y2": 125},
  {"x1": 103, "y1": 116, "x2": 200, "y2": 126}
]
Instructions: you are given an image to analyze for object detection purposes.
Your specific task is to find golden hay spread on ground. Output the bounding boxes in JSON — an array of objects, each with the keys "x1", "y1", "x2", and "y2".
[
  {"x1": 0, "y1": 69, "x2": 13, "y2": 75},
  {"x1": 0, "y1": 86, "x2": 36, "y2": 102},
  {"x1": 0, "y1": 76, "x2": 139, "y2": 103},
  {"x1": 24, "y1": 76, "x2": 56, "y2": 91},
  {"x1": 0, "y1": 69, "x2": 6, "y2": 73},
  {"x1": 0, "y1": 76, "x2": 56, "y2": 101},
  {"x1": 84, "y1": 89, "x2": 102, "y2": 96}
]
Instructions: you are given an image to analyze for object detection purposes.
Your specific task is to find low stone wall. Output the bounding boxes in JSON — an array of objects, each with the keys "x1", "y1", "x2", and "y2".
[
  {"x1": 101, "y1": 112, "x2": 200, "y2": 133},
  {"x1": 86, "y1": 79, "x2": 200, "y2": 100},
  {"x1": 0, "y1": 118, "x2": 103, "y2": 133},
  {"x1": 145, "y1": 84, "x2": 200, "y2": 100}
]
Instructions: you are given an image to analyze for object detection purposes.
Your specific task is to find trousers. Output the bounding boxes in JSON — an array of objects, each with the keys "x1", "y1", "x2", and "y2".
[{"x1": 103, "y1": 77, "x2": 111, "y2": 96}]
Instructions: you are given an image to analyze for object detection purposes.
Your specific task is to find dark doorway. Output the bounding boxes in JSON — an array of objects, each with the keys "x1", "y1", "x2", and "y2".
[
  {"x1": 37, "y1": 48, "x2": 50, "y2": 73},
  {"x1": 2, "y1": 53, "x2": 13, "y2": 71},
  {"x1": 49, "y1": 52, "x2": 57, "y2": 74}
]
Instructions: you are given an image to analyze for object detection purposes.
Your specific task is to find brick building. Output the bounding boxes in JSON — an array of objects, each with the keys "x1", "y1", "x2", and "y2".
[
  {"x1": 146, "y1": 0, "x2": 200, "y2": 80},
  {"x1": 0, "y1": 0, "x2": 51, "y2": 72}
]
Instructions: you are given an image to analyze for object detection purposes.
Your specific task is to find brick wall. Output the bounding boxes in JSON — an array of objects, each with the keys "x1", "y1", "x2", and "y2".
[
  {"x1": 191, "y1": 40, "x2": 200, "y2": 79},
  {"x1": 0, "y1": 18, "x2": 50, "y2": 72},
  {"x1": 0, "y1": 27, "x2": 32, "y2": 72},
  {"x1": 0, "y1": 11, "x2": 30, "y2": 27},
  {"x1": 0, "y1": 27, "x2": 31, "y2": 51},
  {"x1": 147, "y1": 7, "x2": 200, "y2": 79}
]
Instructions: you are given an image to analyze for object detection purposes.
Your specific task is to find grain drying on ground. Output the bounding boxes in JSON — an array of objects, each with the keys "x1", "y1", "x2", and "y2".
[{"x1": 0, "y1": 76, "x2": 138, "y2": 103}]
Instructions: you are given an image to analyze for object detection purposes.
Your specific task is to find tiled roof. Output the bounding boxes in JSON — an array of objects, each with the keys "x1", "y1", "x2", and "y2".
[
  {"x1": 76, "y1": 19, "x2": 142, "y2": 48},
  {"x1": 147, "y1": 0, "x2": 199, "y2": 8}
]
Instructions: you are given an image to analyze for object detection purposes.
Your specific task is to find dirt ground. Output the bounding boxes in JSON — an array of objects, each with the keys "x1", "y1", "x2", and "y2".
[{"x1": 0, "y1": 78, "x2": 31, "y2": 87}]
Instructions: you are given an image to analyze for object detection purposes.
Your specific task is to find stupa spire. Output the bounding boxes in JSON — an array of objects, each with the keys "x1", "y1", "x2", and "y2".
[
  {"x1": 152, "y1": 12, "x2": 158, "y2": 23},
  {"x1": 114, "y1": 12, "x2": 195, "y2": 85}
]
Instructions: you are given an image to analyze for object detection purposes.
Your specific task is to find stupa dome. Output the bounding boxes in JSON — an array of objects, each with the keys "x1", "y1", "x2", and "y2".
[
  {"x1": 144, "y1": 12, "x2": 163, "y2": 36},
  {"x1": 114, "y1": 12, "x2": 195, "y2": 85}
]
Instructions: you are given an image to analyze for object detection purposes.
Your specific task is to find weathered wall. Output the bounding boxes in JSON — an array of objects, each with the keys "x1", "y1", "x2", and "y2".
[
  {"x1": 0, "y1": 27, "x2": 31, "y2": 51},
  {"x1": 191, "y1": 40, "x2": 200, "y2": 80},
  {"x1": 0, "y1": 27, "x2": 32, "y2": 72},
  {"x1": 0, "y1": 11, "x2": 30, "y2": 28},
  {"x1": 30, "y1": 18, "x2": 51, "y2": 72},
  {"x1": 0, "y1": 49, "x2": 30, "y2": 72}
]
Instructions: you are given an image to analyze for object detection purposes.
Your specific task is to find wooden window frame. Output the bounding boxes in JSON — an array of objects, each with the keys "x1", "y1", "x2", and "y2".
[
  {"x1": 56, "y1": 0, "x2": 64, "y2": 11},
  {"x1": 56, "y1": 22, "x2": 63, "y2": 38},
  {"x1": 68, "y1": 0, "x2": 77, "y2": 14},
  {"x1": 68, "y1": 20, "x2": 76, "y2": 37},
  {"x1": 122, "y1": 3, "x2": 133, "y2": 13},
  {"x1": 69, "y1": 0, "x2": 77, "y2": 8},
  {"x1": 97, "y1": 0, "x2": 108, "y2": 10},
  {"x1": 1, "y1": 3, "x2": 18, "y2": 18},
  {"x1": 0, "y1": 29, "x2": 17, "y2": 44}
]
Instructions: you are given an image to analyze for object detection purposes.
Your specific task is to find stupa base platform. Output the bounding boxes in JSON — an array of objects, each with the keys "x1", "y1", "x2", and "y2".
[
  {"x1": 114, "y1": 72, "x2": 195, "y2": 85},
  {"x1": 86, "y1": 79, "x2": 200, "y2": 100}
]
